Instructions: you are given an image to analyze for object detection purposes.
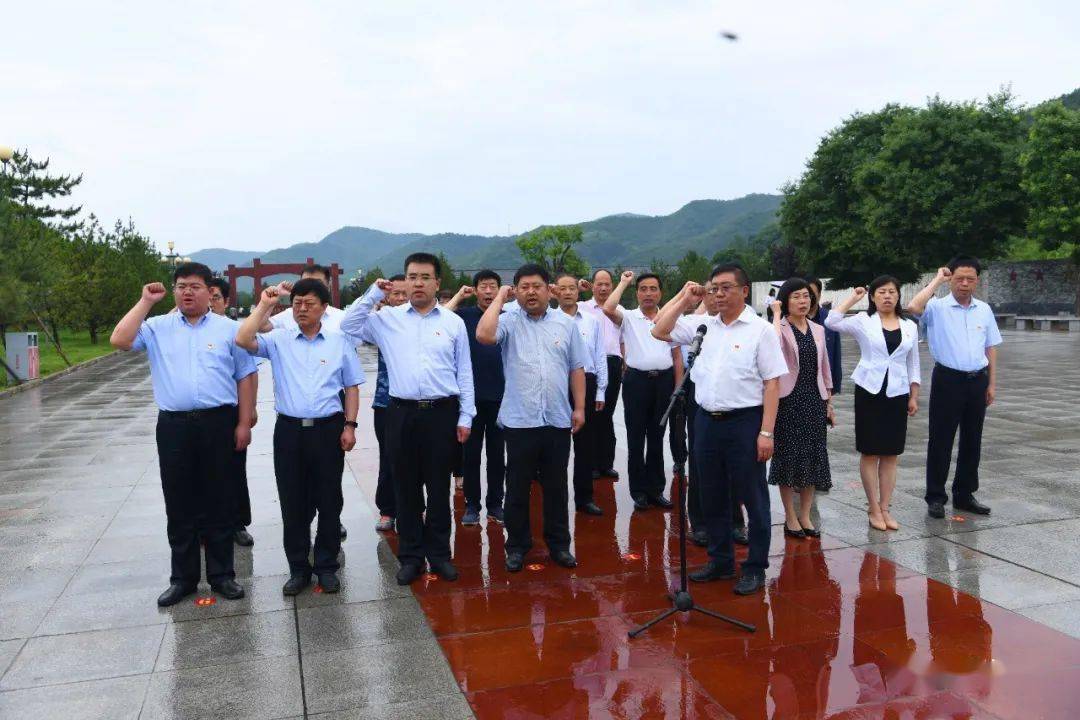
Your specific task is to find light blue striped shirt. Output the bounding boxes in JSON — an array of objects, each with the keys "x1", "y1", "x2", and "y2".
[
  {"x1": 254, "y1": 327, "x2": 364, "y2": 418},
  {"x1": 340, "y1": 285, "x2": 476, "y2": 428},
  {"x1": 495, "y1": 308, "x2": 587, "y2": 429},
  {"x1": 133, "y1": 311, "x2": 257, "y2": 411},
  {"x1": 918, "y1": 294, "x2": 1002, "y2": 372},
  {"x1": 568, "y1": 309, "x2": 608, "y2": 397}
]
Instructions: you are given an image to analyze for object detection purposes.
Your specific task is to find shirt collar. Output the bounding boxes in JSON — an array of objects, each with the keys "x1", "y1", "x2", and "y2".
[
  {"x1": 946, "y1": 293, "x2": 980, "y2": 309},
  {"x1": 406, "y1": 303, "x2": 442, "y2": 317},
  {"x1": 178, "y1": 311, "x2": 210, "y2": 327},
  {"x1": 716, "y1": 304, "x2": 756, "y2": 327},
  {"x1": 294, "y1": 325, "x2": 325, "y2": 341}
]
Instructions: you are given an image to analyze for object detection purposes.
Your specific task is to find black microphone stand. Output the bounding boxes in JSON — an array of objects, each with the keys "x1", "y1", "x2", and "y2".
[{"x1": 627, "y1": 337, "x2": 756, "y2": 638}]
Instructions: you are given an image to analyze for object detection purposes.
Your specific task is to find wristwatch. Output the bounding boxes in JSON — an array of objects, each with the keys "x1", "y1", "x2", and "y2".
[
  {"x1": 344, "y1": 420, "x2": 359, "y2": 429},
  {"x1": 758, "y1": 430, "x2": 774, "y2": 439}
]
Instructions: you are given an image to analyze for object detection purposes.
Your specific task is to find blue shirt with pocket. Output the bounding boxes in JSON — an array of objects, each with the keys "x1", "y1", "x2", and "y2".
[
  {"x1": 918, "y1": 294, "x2": 1002, "y2": 372},
  {"x1": 254, "y1": 327, "x2": 364, "y2": 418}
]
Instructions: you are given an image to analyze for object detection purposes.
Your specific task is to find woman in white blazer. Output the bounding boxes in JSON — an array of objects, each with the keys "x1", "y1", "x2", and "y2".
[{"x1": 825, "y1": 276, "x2": 921, "y2": 532}]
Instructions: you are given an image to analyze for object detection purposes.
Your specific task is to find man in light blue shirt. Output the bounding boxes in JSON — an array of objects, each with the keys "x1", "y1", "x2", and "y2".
[
  {"x1": 554, "y1": 272, "x2": 608, "y2": 517},
  {"x1": 237, "y1": 278, "x2": 362, "y2": 596},
  {"x1": 111, "y1": 263, "x2": 256, "y2": 607},
  {"x1": 371, "y1": 274, "x2": 409, "y2": 533},
  {"x1": 340, "y1": 252, "x2": 475, "y2": 585},
  {"x1": 908, "y1": 256, "x2": 1003, "y2": 518},
  {"x1": 477, "y1": 263, "x2": 587, "y2": 573}
]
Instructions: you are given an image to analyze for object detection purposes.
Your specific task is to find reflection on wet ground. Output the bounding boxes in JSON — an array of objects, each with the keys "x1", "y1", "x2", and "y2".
[{"x1": 391, "y1": 476, "x2": 1080, "y2": 718}]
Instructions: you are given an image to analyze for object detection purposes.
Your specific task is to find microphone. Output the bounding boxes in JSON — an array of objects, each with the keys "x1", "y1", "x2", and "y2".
[{"x1": 687, "y1": 324, "x2": 708, "y2": 364}]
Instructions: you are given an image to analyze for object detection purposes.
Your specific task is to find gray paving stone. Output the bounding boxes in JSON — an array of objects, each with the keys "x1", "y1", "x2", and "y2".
[
  {"x1": 0, "y1": 624, "x2": 164, "y2": 690},
  {"x1": 0, "y1": 638, "x2": 24, "y2": 678},
  {"x1": 308, "y1": 693, "x2": 475, "y2": 719},
  {"x1": 155, "y1": 610, "x2": 298, "y2": 671},
  {"x1": 141, "y1": 655, "x2": 304, "y2": 720},
  {"x1": 297, "y1": 597, "x2": 433, "y2": 654},
  {"x1": 867, "y1": 536, "x2": 1009, "y2": 576},
  {"x1": 1015, "y1": 600, "x2": 1080, "y2": 640},
  {"x1": 928, "y1": 562, "x2": 1080, "y2": 611},
  {"x1": 0, "y1": 674, "x2": 150, "y2": 720}
]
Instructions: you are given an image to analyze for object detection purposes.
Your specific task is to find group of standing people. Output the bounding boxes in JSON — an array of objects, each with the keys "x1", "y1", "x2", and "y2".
[{"x1": 111, "y1": 248, "x2": 1002, "y2": 606}]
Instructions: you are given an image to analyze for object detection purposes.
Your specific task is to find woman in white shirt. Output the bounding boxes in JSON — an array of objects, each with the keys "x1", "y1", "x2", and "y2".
[{"x1": 825, "y1": 276, "x2": 921, "y2": 532}]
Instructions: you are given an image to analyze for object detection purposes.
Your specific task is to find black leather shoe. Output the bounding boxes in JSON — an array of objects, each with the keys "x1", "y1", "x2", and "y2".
[
  {"x1": 505, "y1": 553, "x2": 525, "y2": 573},
  {"x1": 282, "y1": 573, "x2": 310, "y2": 596},
  {"x1": 732, "y1": 527, "x2": 749, "y2": 546},
  {"x1": 691, "y1": 529, "x2": 709, "y2": 547},
  {"x1": 632, "y1": 494, "x2": 649, "y2": 512},
  {"x1": 734, "y1": 572, "x2": 765, "y2": 595},
  {"x1": 689, "y1": 562, "x2": 735, "y2": 583},
  {"x1": 647, "y1": 494, "x2": 674, "y2": 509},
  {"x1": 602, "y1": 468, "x2": 620, "y2": 480},
  {"x1": 157, "y1": 583, "x2": 197, "y2": 607},
  {"x1": 551, "y1": 550, "x2": 577, "y2": 568},
  {"x1": 429, "y1": 559, "x2": 459, "y2": 581},
  {"x1": 211, "y1": 579, "x2": 245, "y2": 600},
  {"x1": 591, "y1": 470, "x2": 601, "y2": 480},
  {"x1": 317, "y1": 572, "x2": 340, "y2": 593},
  {"x1": 784, "y1": 524, "x2": 806, "y2": 540},
  {"x1": 954, "y1": 497, "x2": 991, "y2": 515},
  {"x1": 927, "y1": 502, "x2": 946, "y2": 519},
  {"x1": 576, "y1": 502, "x2": 603, "y2": 516},
  {"x1": 396, "y1": 563, "x2": 423, "y2": 585},
  {"x1": 234, "y1": 529, "x2": 254, "y2": 547},
  {"x1": 339, "y1": 522, "x2": 348, "y2": 540}
]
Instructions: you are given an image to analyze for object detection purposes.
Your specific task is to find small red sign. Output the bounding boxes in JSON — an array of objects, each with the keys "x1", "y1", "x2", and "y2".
[
  {"x1": 527, "y1": 564, "x2": 545, "y2": 571},
  {"x1": 195, "y1": 596, "x2": 216, "y2": 607}
]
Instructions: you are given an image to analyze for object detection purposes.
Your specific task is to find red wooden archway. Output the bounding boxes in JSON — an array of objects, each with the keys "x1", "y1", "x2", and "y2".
[{"x1": 224, "y1": 257, "x2": 342, "y2": 308}]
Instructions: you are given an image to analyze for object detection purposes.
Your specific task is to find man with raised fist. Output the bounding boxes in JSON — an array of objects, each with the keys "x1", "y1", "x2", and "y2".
[{"x1": 110, "y1": 262, "x2": 257, "y2": 607}]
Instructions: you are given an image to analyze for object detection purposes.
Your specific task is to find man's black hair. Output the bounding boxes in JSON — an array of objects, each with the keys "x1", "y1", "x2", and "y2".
[
  {"x1": 947, "y1": 255, "x2": 982, "y2": 276},
  {"x1": 636, "y1": 273, "x2": 663, "y2": 290},
  {"x1": 388, "y1": 273, "x2": 406, "y2": 282},
  {"x1": 290, "y1": 278, "x2": 330, "y2": 305},
  {"x1": 513, "y1": 263, "x2": 550, "y2": 285},
  {"x1": 404, "y1": 252, "x2": 442, "y2": 277},
  {"x1": 301, "y1": 263, "x2": 332, "y2": 283},
  {"x1": 173, "y1": 262, "x2": 214, "y2": 285},
  {"x1": 473, "y1": 269, "x2": 502, "y2": 286},
  {"x1": 208, "y1": 277, "x2": 230, "y2": 300},
  {"x1": 709, "y1": 262, "x2": 750, "y2": 287}
]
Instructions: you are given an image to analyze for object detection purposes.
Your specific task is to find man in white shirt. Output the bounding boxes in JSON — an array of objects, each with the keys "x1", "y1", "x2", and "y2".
[
  {"x1": 579, "y1": 269, "x2": 623, "y2": 479},
  {"x1": 653, "y1": 263, "x2": 786, "y2": 596},
  {"x1": 555, "y1": 273, "x2": 608, "y2": 516},
  {"x1": 603, "y1": 271, "x2": 684, "y2": 512}
]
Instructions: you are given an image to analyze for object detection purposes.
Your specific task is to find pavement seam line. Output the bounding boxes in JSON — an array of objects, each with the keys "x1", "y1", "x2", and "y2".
[
  {"x1": 936, "y1": 533, "x2": 1080, "y2": 591},
  {"x1": 291, "y1": 599, "x2": 309, "y2": 719}
]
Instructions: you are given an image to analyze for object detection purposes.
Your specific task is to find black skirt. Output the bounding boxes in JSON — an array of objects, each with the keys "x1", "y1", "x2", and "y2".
[{"x1": 854, "y1": 382, "x2": 909, "y2": 456}]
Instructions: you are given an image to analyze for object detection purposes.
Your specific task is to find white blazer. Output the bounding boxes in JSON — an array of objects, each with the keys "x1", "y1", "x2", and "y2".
[{"x1": 825, "y1": 310, "x2": 921, "y2": 397}]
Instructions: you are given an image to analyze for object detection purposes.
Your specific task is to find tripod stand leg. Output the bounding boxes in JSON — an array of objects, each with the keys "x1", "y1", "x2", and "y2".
[
  {"x1": 691, "y1": 605, "x2": 756, "y2": 632},
  {"x1": 627, "y1": 607, "x2": 679, "y2": 638}
]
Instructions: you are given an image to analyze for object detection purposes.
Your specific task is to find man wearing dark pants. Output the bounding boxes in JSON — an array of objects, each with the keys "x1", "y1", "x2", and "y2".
[
  {"x1": 555, "y1": 273, "x2": 608, "y2": 516},
  {"x1": 653, "y1": 264, "x2": 786, "y2": 595},
  {"x1": 209, "y1": 277, "x2": 258, "y2": 547},
  {"x1": 477, "y1": 264, "x2": 587, "y2": 572},
  {"x1": 371, "y1": 274, "x2": 409, "y2": 533},
  {"x1": 110, "y1": 263, "x2": 256, "y2": 606},
  {"x1": 580, "y1": 269, "x2": 623, "y2": 479},
  {"x1": 341, "y1": 253, "x2": 475, "y2": 585},
  {"x1": 603, "y1": 271, "x2": 683, "y2": 512},
  {"x1": 238, "y1": 278, "x2": 362, "y2": 595},
  {"x1": 445, "y1": 270, "x2": 508, "y2": 526},
  {"x1": 908, "y1": 256, "x2": 1002, "y2": 519}
]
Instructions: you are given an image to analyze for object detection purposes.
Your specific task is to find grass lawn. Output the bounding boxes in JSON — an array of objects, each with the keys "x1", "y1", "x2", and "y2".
[{"x1": 2, "y1": 329, "x2": 116, "y2": 386}]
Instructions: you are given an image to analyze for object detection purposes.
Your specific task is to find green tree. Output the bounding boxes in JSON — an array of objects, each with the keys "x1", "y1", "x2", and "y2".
[
  {"x1": 515, "y1": 225, "x2": 590, "y2": 278},
  {"x1": 1021, "y1": 102, "x2": 1080, "y2": 258}
]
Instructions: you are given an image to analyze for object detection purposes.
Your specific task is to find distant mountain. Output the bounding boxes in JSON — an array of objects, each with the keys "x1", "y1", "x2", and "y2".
[{"x1": 191, "y1": 193, "x2": 783, "y2": 281}]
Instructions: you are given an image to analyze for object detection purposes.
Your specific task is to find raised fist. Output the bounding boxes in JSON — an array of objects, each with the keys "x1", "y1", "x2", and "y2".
[
  {"x1": 260, "y1": 286, "x2": 281, "y2": 306},
  {"x1": 621, "y1": 270, "x2": 635, "y2": 283},
  {"x1": 853, "y1": 286, "x2": 867, "y2": 297},
  {"x1": 142, "y1": 282, "x2": 167, "y2": 303},
  {"x1": 498, "y1": 285, "x2": 514, "y2": 302},
  {"x1": 684, "y1": 281, "x2": 705, "y2": 299},
  {"x1": 275, "y1": 280, "x2": 294, "y2": 295},
  {"x1": 375, "y1": 278, "x2": 393, "y2": 292},
  {"x1": 936, "y1": 267, "x2": 952, "y2": 282},
  {"x1": 578, "y1": 279, "x2": 592, "y2": 292},
  {"x1": 460, "y1": 285, "x2": 476, "y2": 297},
  {"x1": 770, "y1": 299, "x2": 782, "y2": 317}
]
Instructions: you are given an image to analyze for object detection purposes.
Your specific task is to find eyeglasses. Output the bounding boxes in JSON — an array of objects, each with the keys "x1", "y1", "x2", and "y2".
[
  {"x1": 209, "y1": 294, "x2": 225, "y2": 302},
  {"x1": 292, "y1": 300, "x2": 323, "y2": 310},
  {"x1": 174, "y1": 283, "x2": 206, "y2": 292},
  {"x1": 406, "y1": 273, "x2": 435, "y2": 282},
  {"x1": 707, "y1": 283, "x2": 741, "y2": 295}
]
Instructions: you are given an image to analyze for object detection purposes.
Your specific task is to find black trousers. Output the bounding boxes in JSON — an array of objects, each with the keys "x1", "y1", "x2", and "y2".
[
  {"x1": 925, "y1": 365, "x2": 989, "y2": 506},
  {"x1": 594, "y1": 355, "x2": 623, "y2": 471},
  {"x1": 464, "y1": 399, "x2": 506, "y2": 512},
  {"x1": 386, "y1": 398, "x2": 459, "y2": 566},
  {"x1": 504, "y1": 426, "x2": 572, "y2": 556},
  {"x1": 273, "y1": 413, "x2": 345, "y2": 575},
  {"x1": 372, "y1": 407, "x2": 396, "y2": 517},
  {"x1": 156, "y1": 405, "x2": 237, "y2": 587},
  {"x1": 571, "y1": 374, "x2": 599, "y2": 507},
  {"x1": 622, "y1": 367, "x2": 674, "y2": 499},
  {"x1": 233, "y1": 448, "x2": 251, "y2": 529}
]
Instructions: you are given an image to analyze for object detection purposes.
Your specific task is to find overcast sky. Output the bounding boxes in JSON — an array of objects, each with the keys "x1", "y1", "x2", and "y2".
[{"x1": 5, "y1": 1, "x2": 1077, "y2": 254}]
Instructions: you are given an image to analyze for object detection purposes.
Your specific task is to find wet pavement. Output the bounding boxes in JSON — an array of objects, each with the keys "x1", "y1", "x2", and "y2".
[{"x1": 1, "y1": 329, "x2": 1079, "y2": 718}]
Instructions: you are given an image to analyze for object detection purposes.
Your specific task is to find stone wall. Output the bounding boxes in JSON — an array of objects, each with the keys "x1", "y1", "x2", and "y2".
[{"x1": 984, "y1": 259, "x2": 1077, "y2": 316}]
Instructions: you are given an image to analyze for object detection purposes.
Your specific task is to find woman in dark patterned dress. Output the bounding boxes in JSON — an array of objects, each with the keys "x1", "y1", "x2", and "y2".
[{"x1": 768, "y1": 278, "x2": 834, "y2": 539}]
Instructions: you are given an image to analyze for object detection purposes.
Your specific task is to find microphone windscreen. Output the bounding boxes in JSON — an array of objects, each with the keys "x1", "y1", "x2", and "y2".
[{"x1": 696, "y1": 324, "x2": 708, "y2": 334}]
